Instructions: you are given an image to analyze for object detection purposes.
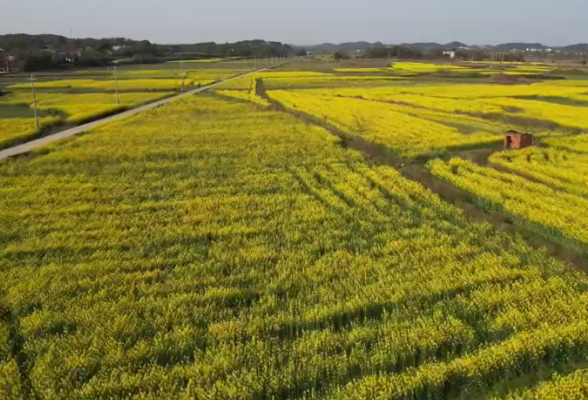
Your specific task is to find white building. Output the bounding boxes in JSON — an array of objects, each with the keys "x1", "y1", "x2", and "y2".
[{"x1": 443, "y1": 50, "x2": 456, "y2": 59}]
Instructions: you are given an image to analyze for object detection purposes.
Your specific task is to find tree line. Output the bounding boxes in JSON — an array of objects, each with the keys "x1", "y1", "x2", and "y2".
[
  {"x1": 334, "y1": 45, "x2": 525, "y2": 62},
  {"x1": 0, "y1": 34, "x2": 294, "y2": 72}
]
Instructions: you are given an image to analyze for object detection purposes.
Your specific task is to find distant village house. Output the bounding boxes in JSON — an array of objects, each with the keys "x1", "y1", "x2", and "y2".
[
  {"x1": 57, "y1": 50, "x2": 82, "y2": 64},
  {"x1": 443, "y1": 50, "x2": 456, "y2": 59},
  {"x1": 0, "y1": 48, "x2": 18, "y2": 72}
]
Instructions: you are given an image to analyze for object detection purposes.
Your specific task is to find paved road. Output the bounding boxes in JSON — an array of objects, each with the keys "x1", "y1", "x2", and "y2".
[{"x1": 0, "y1": 62, "x2": 290, "y2": 161}]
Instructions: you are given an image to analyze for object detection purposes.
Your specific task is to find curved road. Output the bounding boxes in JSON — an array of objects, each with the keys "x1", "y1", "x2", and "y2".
[{"x1": 0, "y1": 61, "x2": 290, "y2": 161}]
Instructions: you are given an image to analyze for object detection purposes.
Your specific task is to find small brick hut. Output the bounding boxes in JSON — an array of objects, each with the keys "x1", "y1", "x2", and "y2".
[{"x1": 504, "y1": 130, "x2": 534, "y2": 150}]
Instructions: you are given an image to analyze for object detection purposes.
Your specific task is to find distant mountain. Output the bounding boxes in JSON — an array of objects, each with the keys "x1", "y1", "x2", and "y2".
[
  {"x1": 445, "y1": 41, "x2": 468, "y2": 48},
  {"x1": 303, "y1": 41, "x2": 381, "y2": 53},
  {"x1": 562, "y1": 43, "x2": 588, "y2": 52},
  {"x1": 397, "y1": 42, "x2": 473, "y2": 51},
  {"x1": 302, "y1": 42, "x2": 337, "y2": 53},
  {"x1": 305, "y1": 41, "x2": 472, "y2": 54},
  {"x1": 494, "y1": 43, "x2": 547, "y2": 50},
  {"x1": 338, "y1": 41, "x2": 380, "y2": 51},
  {"x1": 400, "y1": 42, "x2": 443, "y2": 50},
  {"x1": 0, "y1": 33, "x2": 131, "y2": 52},
  {"x1": 304, "y1": 41, "x2": 461, "y2": 54},
  {"x1": 296, "y1": 40, "x2": 587, "y2": 55}
]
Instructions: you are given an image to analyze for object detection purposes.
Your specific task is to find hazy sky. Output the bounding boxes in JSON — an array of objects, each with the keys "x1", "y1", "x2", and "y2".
[{"x1": 1, "y1": 0, "x2": 587, "y2": 46}]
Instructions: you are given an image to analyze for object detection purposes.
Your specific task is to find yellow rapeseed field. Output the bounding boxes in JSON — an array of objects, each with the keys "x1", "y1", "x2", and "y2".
[
  {"x1": 8, "y1": 79, "x2": 213, "y2": 91},
  {"x1": 3, "y1": 63, "x2": 588, "y2": 400},
  {"x1": 490, "y1": 147, "x2": 588, "y2": 198},
  {"x1": 312, "y1": 88, "x2": 506, "y2": 114},
  {"x1": 0, "y1": 92, "x2": 173, "y2": 125},
  {"x1": 291, "y1": 84, "x2": 588, "y2": 131},
  {"x1": 1, "y1": 94, "x2": 587, "y2": 399},
  {"x1": 215, "y1": 78, "x2": 271, "y2": 107},
  {"x1": 479, "y1": 97, "x2": 588, "y2": 129},
  {"x1": 263, "y1": 76, "x2": 406, "y2": 89},
  {"x1": 391, "y1": 61, "x2": 468, "y2": 73},
  {"x1": 0, "y1": 116, "x2": 61, "y2": 149},
  {"x1": 428, "y1": 157, "x2": 588, "y2": 251},
  {"x1": 544, "y1": 133, "x2": 588, "y2": 153},
  {"x1": 492, "y1": 368, "x2": 588, "y2": 399},
  {"x1": 267, "y1": 89, "x2": 500, "y2": 157}
]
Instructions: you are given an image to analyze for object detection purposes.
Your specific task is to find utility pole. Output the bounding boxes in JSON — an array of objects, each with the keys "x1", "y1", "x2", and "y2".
[
  {"x1": 114, "y1": 65, "x2": 119, "y2": 104},
  {"x1": 180, "y1": 56, "x2": 183, "y2": 76},
  {"x1": 30, "y1": 75, "x2": 40, "y2": 131}
]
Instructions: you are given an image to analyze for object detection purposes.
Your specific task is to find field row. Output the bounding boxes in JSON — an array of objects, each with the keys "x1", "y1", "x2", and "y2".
[
  {"x1": 428, "y1": 153, "x2": 588, "y2": 254},
  {"x1": 2, "y1": 62, "x2": 588, "y2": 399},
  {"x1": 207, "y1": 67, "x2": 588, "y2": 260},
  {"x1": 1, "y1": 94, "x2": 588, "y2": 399}
]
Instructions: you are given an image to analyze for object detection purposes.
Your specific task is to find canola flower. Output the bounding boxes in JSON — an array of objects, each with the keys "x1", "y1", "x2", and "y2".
[
  {"x1": 333, "y1": 67, "x2": 417, "y2": 76},
  {"x1": 492, "y1": 368, "x2": 588, "y2": 399},
  {"x1": 346, "y1": 82, "x2": 588, "y2": 99},
  {"x1": 0, "y1": 116, "x2": 61, "y2": 149},
  {"x1": 428, "y1": 157, "x2": 588, "y2": 252},
  {"x1": 380, "y1": 61, "x2": 554, "y2": 77},
  {"x1": 1, "y1": 67, "x2": 588, "y2": 400},
  {"x1": 391, "y1": 62, "x2": 468, "y2": 73},
  {"x1": 283, "y1": 88, "x2": 511, "y2": 135},
  {"x1": 0, "y1": 95, "x2": 588, "y2": 400},
  {"x1": 314, "y1": 88, "x2": 506, "y2": 114},
  {"x1": 0, "y1": 92, "x2": 173, "y2": 125},
  {"x1": 332, "y1": 67, "x2": 392, "y2": 73},
  {"x1": 534, "y1": 79, "x2": 588, "y2": 87},
  {"x1": 544, "y1": 134, "x2": 588, "y2": 154},
  {"x1": 255, "y1": 71, "x2": 333, "y2": 78},
  {"x1": 1, "y1": 95, "x2": 587, "y2": 399},
  {"x1": 263, "y1": 76, "x2": 406, "y2": 89},
  {"x1": 295, "y1": 84, "x2": 588, "y2": 131},
  {"x1": 479, "y1": 97, "x2": 588, "y2": 129},
  {"x1": 72, "y1": 69, "x2": 240, "y2": 80},
  {"x1": 8, "y1": 79, "x2": 213, "y2": 91},
  {"x1": 213, "y1": 71, "x2": 334, "y2": 90},
  {"x1": 490, "y1": 147, "x2": 588, "y2": 198},
  {"x1": 215, "y1": 78, "x2": 271, "y2": 107},
  {"x1": 266, "y1": 89, "x2": 500, "y2": 157}
]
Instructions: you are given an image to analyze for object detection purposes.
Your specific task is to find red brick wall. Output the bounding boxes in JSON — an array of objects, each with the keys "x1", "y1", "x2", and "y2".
[{"x1": 505, "y1": 134, "x2": 533, "y2": 150}]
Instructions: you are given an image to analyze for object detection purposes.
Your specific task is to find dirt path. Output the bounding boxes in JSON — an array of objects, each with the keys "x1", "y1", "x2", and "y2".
[{"x1": 0, "y1": 61, "x2": 291, "y2": 160}]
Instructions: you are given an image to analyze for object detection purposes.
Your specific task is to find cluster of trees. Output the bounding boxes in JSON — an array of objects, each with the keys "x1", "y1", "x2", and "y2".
[
  {"x1": 167, "y1": 40, "x2": 292, "y2": 58},
  {"x1": 363, "y1": 45, "x2": 423, "y2": 59},
  {"x1": 0, "y1": 34, "x2": 294, "y2": 72},
  {"x1": 357, "y1": 45, "x2": 526, "y2": 62}
]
